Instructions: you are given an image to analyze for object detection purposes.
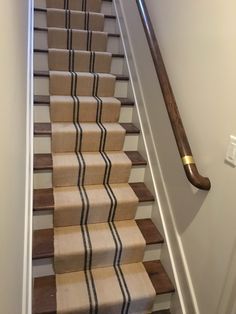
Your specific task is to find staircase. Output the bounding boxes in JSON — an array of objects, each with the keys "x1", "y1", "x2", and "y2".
[{"x1": 33, "y1": 0, "x2": 175, "y2": 313}]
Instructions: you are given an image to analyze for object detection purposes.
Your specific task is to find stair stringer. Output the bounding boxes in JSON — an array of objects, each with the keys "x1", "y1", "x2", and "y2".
[{"x1": 113, "y1": 0, "x2": 197, "y2": 313}]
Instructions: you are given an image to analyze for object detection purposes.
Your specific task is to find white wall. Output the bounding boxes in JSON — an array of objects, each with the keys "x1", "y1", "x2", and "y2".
[
  {"x1": 0, "y1": 0, "x2": 31, "y2": 313},
  {"x1": 145, "y1": 1, "x2": 236, "y2": 313}
]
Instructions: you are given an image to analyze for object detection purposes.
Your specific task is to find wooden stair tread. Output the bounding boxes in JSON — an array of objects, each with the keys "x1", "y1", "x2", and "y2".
[
  {"x1": 34, "y1": 95, "x2": 134, "y2": 106},
  {"x1": 34, "y1": 70, "x2": 129, "y2": 81},
  {"x1": 34, "y1": 8, "x2": 116, "y2": 19},
  {"x1": 34, "y1": 49, "x2": 125, "y2": 58},
  {"x1": 34, "y1": 122, "x2": 139, "y2": 135},
  {"x1": 33, "y1": 219, "x2": 162, "y2": 259},
  {"x1": 124, "y1": 151, "x2": 147, "y2": 166},
  {"x1": 136, "y1": 219, "x2": 164, "y2": 245},
  {"x1": 129, "y1": 182, "x2": 155, "y2": 202},
  {"x1": 34, "y1": 154, "x2": 53, "y2": 171},
  {"x1": 33, "y1": 260, "x2": 173, "y2": 314},
  {"x1": 34, "y1": 26, "x2": 120, "y2": 37},
  {"x1": 34, "y1": 151, "x2": 146, "y2": 170},
  {"x1": 34, "y1": 183, "x2": 154, "y2": 211},
  {"x1": 143, "y1": 260, "x2": 175, "y2": 295}
]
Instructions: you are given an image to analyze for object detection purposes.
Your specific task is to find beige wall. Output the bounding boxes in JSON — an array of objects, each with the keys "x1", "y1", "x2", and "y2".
[
  {"x1": 0, "y1": 0, "x2": 29, "y2": 313},
  {"x1": 145, "y1": 0, "x2": 236, "y2": 313}
]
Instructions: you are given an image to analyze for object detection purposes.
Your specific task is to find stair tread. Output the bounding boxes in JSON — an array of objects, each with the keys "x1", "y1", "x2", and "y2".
[
  {"x1": 129, "y1": 182, "x2": 155, "y2": 202},
  {"x1": 33, "y1": 260, "x2": 173, "y2": 314},
  {"x1": 34, "y1": 70, "x2": 129, "y2": 80},
  {"x1": 152, "y1": 311, "x2": 171, "y2": 314},
  {"x1": 136, "y1": 219, "x2": 164, "y2": 245},
  {"x1": 34, "y1": 151, "x2": 147, "y2": 170},
  {"x1": 34, "y1": 49, "x2": 125, "y2": 58},
  {"x1": 33, "y1": 219, "x2": 163, "y2": 259},
  {"x1": 34, "y1": 7, "x2": 116, "y2": 19},
  {"x1": 143, "y1": 260, "x2": 175, "y2": 295},
  {"x1": 34, "y1": 26, "x2": 120, "y2": 37},
  {"x1": 34, "y1": 122, "x2": 139, "y2": 135},
  {"x1": 34, "y1": 95, "x2": 134, "y2": 106},
  {"x1": 33, "y1": 182, "x2": 154, "y2": 211}
]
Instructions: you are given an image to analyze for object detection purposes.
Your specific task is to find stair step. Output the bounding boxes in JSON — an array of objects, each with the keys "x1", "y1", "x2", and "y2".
[
  {"x1": 32, "y1": 219, "x2": 163, "y2": 260},
  {"x1": 33, "y1": 260, "x2": 174, "y2": 314},
  {"x1": 34, "y1": 95, "x2": 134, "y2": 106},
  {"x1": 34, "y1": 122, "x2": 139, "y2": 136},
  {"x1": 33, "y1": 182, "x2": 154, "y2": 212},
  {"x1": 34, "y1": 26, "x2": 120, "y2": 37},
  {"x1": 34, "y1": 151, "x2": 147, "y2": 170},
  {"x1": 34, "y1": 48, "x2": 124, "y2": 59},
  {"x1": 34, "y1": 7, "x2": 116, "y2": 19},
  {"x1": 34, "y1": 70, "x2": 129, "y2": 81},
  {"x1": 152, "y1": 311, "x2": 171, "y2": 314},
  {"x1": 143, "y1": 261, "x2": 175, "y2": 295}
]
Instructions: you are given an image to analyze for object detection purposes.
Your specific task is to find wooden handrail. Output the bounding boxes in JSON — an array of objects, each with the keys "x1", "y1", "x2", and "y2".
[{"x1": 136, "y1": 0, "x2": 211, "y2": 190}]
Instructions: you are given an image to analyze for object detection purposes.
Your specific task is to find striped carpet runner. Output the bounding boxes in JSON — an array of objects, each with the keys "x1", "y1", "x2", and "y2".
[{"x1": 36, "y1": 0, "x2": 156, "y2": 312}]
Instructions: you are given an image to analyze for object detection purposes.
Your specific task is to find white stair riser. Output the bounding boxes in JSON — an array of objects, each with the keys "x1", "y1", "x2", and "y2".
[
  {"x1": 34, "y1": 51, "x2": 124, "y2": 74},
  {"x1": 34, "y1": 10, "x2": 117, "y2": 33},
  {"x1": 34, "y1": 30, "x2": 123, "y2": 54},
  {"x1": 34, "y1": 134, "x2": 138, "y2": 153},
  {"x1": 32, "y1": 243, "x2": 162, "y2": 278},
  {"x1": 33, "y1": 203, "x2": 153, "y2": 230},
  {"x1": 34, "y1": 0, "x2": 115, "y2": 15},
  {"x1": 34, "y1": 105, "x2": 133, "y2": 123},
  {"x1": 34, "y1": 166, "x2": 146, "y2": 189},
  {"x1": 34, "y1": 76, "x2": 128, "y2": 98}
]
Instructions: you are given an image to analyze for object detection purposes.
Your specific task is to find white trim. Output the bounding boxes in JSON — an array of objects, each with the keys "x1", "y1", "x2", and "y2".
[
  {"x1": 21, "y1": 0, "x2": 34, "y2": 313},
  {"x1": 113, "y1": 1, "x2": 197, "y2": 313}
]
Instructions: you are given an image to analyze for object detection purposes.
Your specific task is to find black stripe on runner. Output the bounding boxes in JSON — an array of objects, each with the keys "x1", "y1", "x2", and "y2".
[
  {"x1": 86, "y1": 12, "x2": 90, "y2": 30},
  {"x1": 69, "y1": 49, "x2": 72, "y2": 72},
  {"x1": 72, "y1": 49, "x2": 75, "y2": 72},
  {"x1": 68, "y1": 10, "x2": 71, "y2": 29}
]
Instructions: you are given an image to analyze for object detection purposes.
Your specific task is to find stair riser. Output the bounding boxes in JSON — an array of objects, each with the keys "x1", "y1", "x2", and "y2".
[
  {"x1": 34, "y1": 0, "x2": 115, "y2": 15},
  {"x1": 34, "y1": 30, "x2": 123, "y2": 54},
  {"x1": 34, "y1": 105, "x2": 133, "y2": 123},
  {"x1": 34, "y1": 10, "x2": 118, "y2": 33},
  {"x1": 34, "y1": 51, "x2": 124, "y2": 74},
  {"x1": 32, "y1": 243, "x2": 162, "y2": 278},
  {"x1": 34, "y1": 166, "x2": 146, "y2": 189},
  {"x1": 33, "y1": 203, "x2": 153, "y2": 230},
  {"x1": 34, "y1": 76, "x2": 128, "y2": 98},
  {"x1": 34, "y1": 134, "x2": 139, "y2": 153}
]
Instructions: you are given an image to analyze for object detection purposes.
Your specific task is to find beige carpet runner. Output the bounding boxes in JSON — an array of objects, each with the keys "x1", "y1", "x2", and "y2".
[{"x1": 44, "y1": 0, "x2": 156, "y2": 312}]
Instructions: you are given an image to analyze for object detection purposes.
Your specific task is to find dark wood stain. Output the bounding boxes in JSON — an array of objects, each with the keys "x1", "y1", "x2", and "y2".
[
  {"x1": 136, "y1": 219, "x2": 164, "y2": 245},
  {"x1": 34, "y1": 123, "x2": 51, "y2": 136},
  {"x1": 34, "y1": 189, "x2": 54, "y2": 211},
  {"x1": 33, "y1": 229, "x2": 54, "y2": 259},
  {"x1": 33, "y1": 275, "x2": 56, "y2": 314},
  {"x1": 120, "y1": 123, "x2": 140, "y2": 134},
  {"x1": 129, "y1": 182, "x2": 155, "y2": 202},
  {"x1": 136, "y1": 0, "x2": 211, "y2": 191},
  {"x1": 125, "y1": 151, "x2": 147, "y2": 166},
  {"x1": 143, "y1": 260, "x2": 175, "y2": 295},
  {"x1": 152, "y1": 311, "x2": 171, "y2": 314},
  {"x1": 34, "y1": 154, "x2": 53, "y2": 171}
]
